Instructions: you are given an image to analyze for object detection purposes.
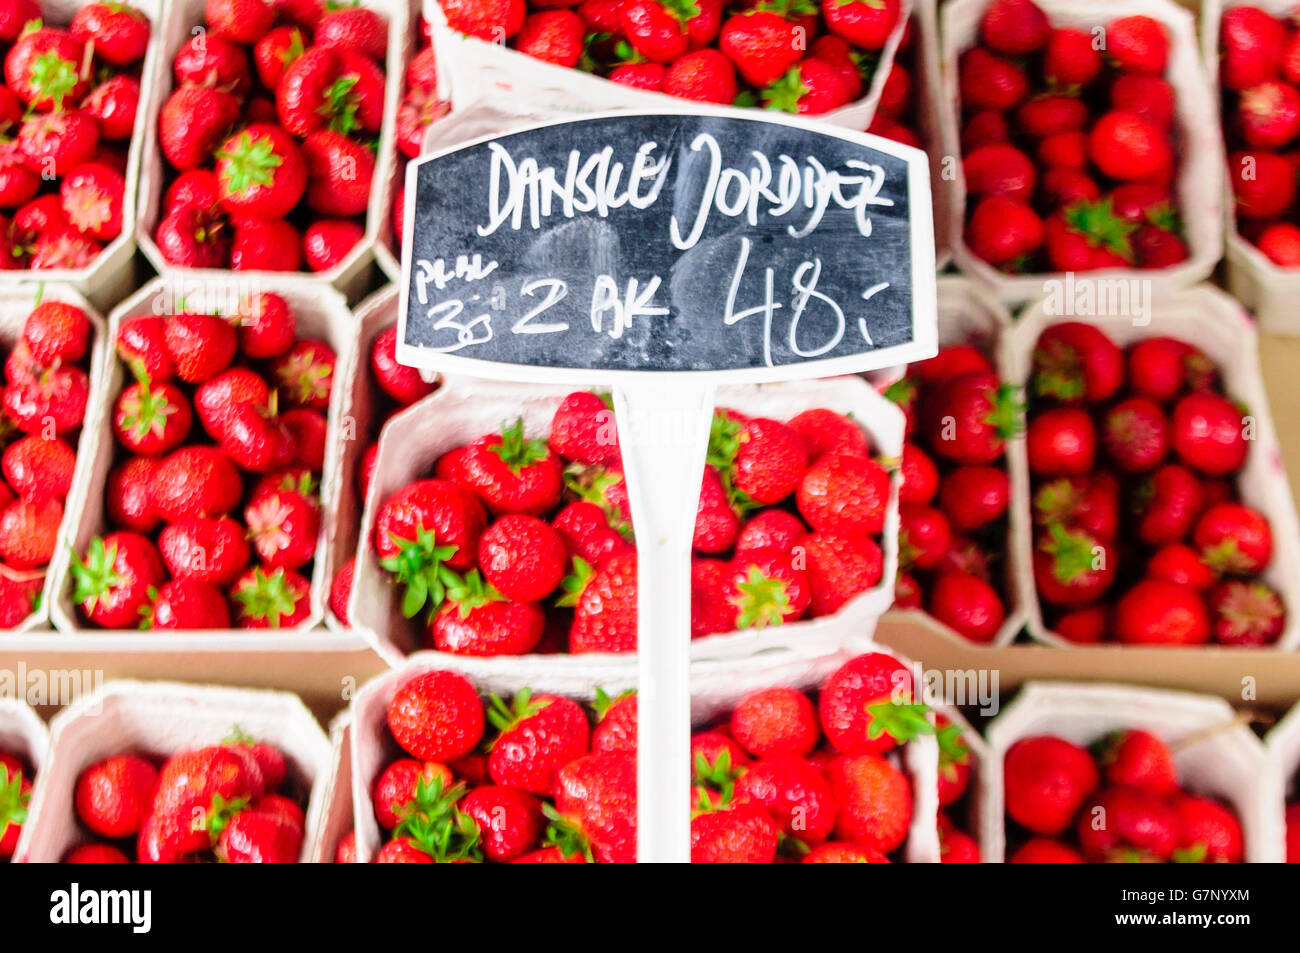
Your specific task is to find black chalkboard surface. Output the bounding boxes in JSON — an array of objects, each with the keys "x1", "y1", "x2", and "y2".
[{"x1": 397, "y1": 109, "x2": 936, "y2": 383}]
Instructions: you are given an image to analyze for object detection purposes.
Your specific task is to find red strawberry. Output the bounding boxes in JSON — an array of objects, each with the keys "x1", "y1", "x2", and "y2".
[
  {"x1": 1229, "y1": 150, "x2": 1295, "y2": 218},
  {"x1": 514, "y1": 10, "x2": 584, "y2": 67},
  {"x1": 553, "y1": 753, "x2": 637, "y2": 863},
  {"x1": 689, "y1": 802, "x2": 778, "y2": 863},
  {"x1": 733, "y1": 754, "x2": 834, "y2": 844},
  {"x1": 277, "y1": 48, "x2": 384, "y2": 138},
  {"x1": 826, "y1": 753, "x2": 911, "y2": 854},
  {"x1": 238, "y1": 293, "x2": 296, "y2": 360},
  {"x1": 1171, "y1": 392, "x2": 1248, "y2": 475},
  {"x1": 461, "y1": 785, "x2": 543, "y2": 862},
  {"x1": 795, "y1": 452, "x2": 890, "y2": 535},
  {"x1": 172, "y1": 33, "x2": 250, "y2": 96},
  {"x1": 5, "y1": 26, "x2": 88, "y2": 111},
  {"x1": 301, "y1": 130, "x2": 374, "y2": 217},
  {"x1": 1115, "y1": 578, "x2": 1210, "y2": 645},
  {"x1": 152, "y1": 446, "x2": 242, "y2": 522},
  {"x1": 487, "y1": 690, "x2": 589, "y2": 793},
  {"x1": 1111, "y1": 74, "x2": 1175, "y2": 130},
  {"x1": 718, "y1": 10, "x2": 800, "y2": 86},
  {"x1": 254, "y1": 25, "x2": 307, "y2": 91},
  {"x1": 215, "y1": 125, "x2": 306, "y2": 222},
  {"x1": 272, "y1": 339, "x2": 335, "y2": 410},
  {"x1": 960, "y1": 49, "x2": 1027, "y2": 111},
  {"x1": 72, "y1": 2, "x2": 150, "y2": 65},
  {"x1": 964, "y1": 144, "x2": 1036, "y2": 203},
  {"x1": 819, "y1": 652, "x2": 927, "y2": 755},
  {"x1": 928, "y1": 569, "x2": 1004, "y2": 643},
  {"x1": 155, "y1": 205, "x2": 231, "y2": 268},
  {"x1": 427, "y1": 570, "x2": 543, "y2": 655},
  {"x1": 898, "y1": 503, "x2": 951, "y2": 571},
  {"x1": 1149, "y1": 540, "x2": 1216, "y2": 591},
  {"x1": 1127, "y1": 336, "x2": 1215, "y2": 401},
  {"x1": 548, "y1": 390, "x2": 618, "y2": 465},
  {"x1": 1238, "y1": 80, "x2": 1300, "y2": 147},
  {"x1": 591, "y1": 690, "x2": 637, "y2": 756},
  {"x1": 1220, "y1": 6, "x2": 1285, "y2": 91},
  {"x1": 1089, "y1": 111, "x2": 1172, "y2": 183},
  {"x1": 1008, "y1": 838, "x2": 1085, "y2": 862},
  {"x1": 315, "y1": 6, "x2": 387, "y2": 59},
  {"x1": 1016, "y1": 95, "x2": 1088, "y2": 137},
  {"x1": 724, "y1": 546, "x2": 809, "y2": 629},
  {"x1": 217, "y1": 808, "x2": 302, "y2": 863},
  {"x1": 373, "y1": 759, "x2": 452, "y2": 828},
  {"x1": 1004, "y1": 735, "x2": 1098, "y2": 835},
  {"x1": 2, "y1": 362, "x2": 89, "y2": 435},
  {"x1": 21, "y1": 299, "x2": 89, "y2": 365},
  {"x1": 1194, "y1": 502, "x2": 1272, "y2": 574},
  {"x1": 961, "y1": 109, "x2": 1010, "y2": 152},
  {"x1": 457, "y1": 419, "x2": 563, "y2": 516},
  {"x1": 1031, "y1": 322, "x2": 1122, "y2": 404},
  {"x1": 1208, "y1": 579, "x2": 1285, "y2": 646},
  {"x1": 440, "y1": 0, "x2": 524, "y2": 41},
  {"x1": 823, "y1": 0, "x2": 897, "y2": 49},
  {"x1": 1097, "y1": 729, "x2": 1177, "y2": 797},
  {"x1": 935, "y1": 715, "x2": 973, "y2": 807},
  {"x1": 938, "y1": 465, "x2": 1009, "y2": 532},
  {"x1": 1, "y1": 435, "x2": 75, "y2": 502},
  {"x1": 801, "y1": 530, "x2": 882, "y2": 616},
  {"x1": 106, "y1": 458, "x2": 160, "y2": 531},
  {"x1": 979, "y1": 0, "x2": 1049, "y2": 55},
  {"x1": 1033, "y1": 523, "x2": 1115, "y2": 606},
  {"x1": 0, "y1": 0, "x2": 39, "y2": 42},
  {"x1": 303, "y1": 218, "x2": 363, "y2": 271},
  {"x1": 0, "y1": 497, "x2": 60, "y2": 567},
  {"x1": 1107, "y1": 15, "x2": 1169, "y2": 75},
  {"x1": 691, "y1": 558, "x2": 733, "y2": 638},
  {"x1": 729, "y1": 686, "x2": 818, "y2": 760},
  {"x1": 194, "y1": 367, "x2": 270, "y2": 441},
  {"x1": 921, "y1": 371, "x2": 1022, "y2": 465},
  {"x1": 245, "y1": 489, "x2": 320, "y2": 570},
  {"x1": 206, "y1": 0, "x2": 275, "y2": 44},
  {"x1": 476, "y1": 513, "x2": 566, "y2": 602},
  {"x1": 1101, "y1": 396, "x2": 1168, "y2": 472},
  {"x1": 230, "y1": 566, "x2": 311, "y2": 628},
  {"x1": 163, "y1": 312, "x2": 237, "y2": 383},
  {"x1": 1043, "y1": 27, "x2": 1101, "y2": 86},
  {"x1": 75, "y1": 755, "x2": 158, "y2": 839},
  {"x1": 158, "y1": 87, "x2": 242, "y2": 172},
  {"x1": 113, "y1": 380, "x2": 192, "y2": 456},
  {"x1": 608, "y1": 61, "x2": 665, "y2": 91},
  {"x1": 158, "y1": 517, "x2": 250, "y2": 586},
  {"x1": 568, "y1": 551, "x2": 637, "y2": 653},
  {"x1": 1134, "y1": 463, "x2": 1203, "y2": 546},
  {"x1": 1077, "y1": 785, "x2": 1179, "y2": 861},
  {"x1": 1169, "y1": 793, "x2": 1244, "y2": 863},
  {"x1": 71, "y1": 532, "x2": 164, "y2": 628},
  {"x1": 146, "y1": 578, "x2": 231, "y2": 629},
  {"x1": 965, "y1": 196, "x2": 1043, "y2": 265},
  {"x1": 230, "y1": 217, "x2": 302, "y2": 271}
]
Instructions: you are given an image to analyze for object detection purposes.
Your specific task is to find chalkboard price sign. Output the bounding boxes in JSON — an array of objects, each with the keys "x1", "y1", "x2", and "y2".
[{"x1": 397, "y1": 109, "x2": 936, "y2": 383}]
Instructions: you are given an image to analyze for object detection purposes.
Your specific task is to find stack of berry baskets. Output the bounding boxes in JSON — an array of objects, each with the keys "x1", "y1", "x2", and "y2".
[
  {"x1": 346, "y1": 372, "x2": 903, "y2": 676},
  {"x1": 322, "y1": 284, "x2": 439, "y2": 632},
  {"x1": 1202, "y1": 0, "x2": 1300, "y2": 335},
  {"x1": 0, "y1": 284, "x2": 107, "y2": 638},
  {"x1": 984, "y1": 681, "x2": 1281, "y2": 863},
  {"x1": 310, "y1": 713, "x2": 355, "y2": 862},
  {"x1": 421, "y1": 0, "x2": 909, "y2": 129},
  {"x1": 0, "y1": 697, "x2": 48, "y2": 864},
  {"x1": 879, "y1": 276, "x2": 1026, "y2": 646},
  {"x1": 687, "y1": 637, "x2": 940, "y2": 862},
  {"x1": 939, "y1": 0, "x2": 1222, "y2": 302},
  {"x1": 1005, "y1": 284, "x2": 1300, "y2": 649},
  {"x1": 348, "y1": 657, "x2": 638, "y2": 862},
  {"x1": 0, "y1": 1, "x2": 161, "y2": 310},
  {"x1": 45, "y1": 276, "x2": 355, "y2": 646},
  {"x1": 15, "y1": 680, "x2": 331, "y2": 863},
  {"x1": 134, "y1": 0, "x2": 409, "y2": 298}
]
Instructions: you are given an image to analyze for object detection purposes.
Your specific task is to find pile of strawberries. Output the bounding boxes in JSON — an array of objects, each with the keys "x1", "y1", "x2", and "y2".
[
  {"x1": 390, "y1": 18, "x2": 446, "y2": 254},
  {"x1": 0, "y1": 2, "x2": 149, "y2": 270},
  {"x1": 1217, "y1": 6, "x2": 1300, "y2": 267},
  {"x1": 0, "y1": 749, "x2": 30, "y2": 861},
  {"x1": 328, "y1": 318, "x2": 439, "y2": 625},
  {"x1": 153, "y1": 0, "x2": 388, "y2": 272},
  {"x1": 690, "y1": 406, "x2": 890, "y2": 639},
  {"x1": 65, "y1": 733, "x2": 305, "y2": 862},
  {"x1": 884, "y1": 344, "x2": 1016, "y2": 643},
  {"x1": 70, "y1": 292, "x2": 335, "y2": 630},
  {"x1": 1026, "y1": 321, "x2": 1285, "y2": 646},
  {"x1": 437, "y1": 0, "x2": 900, "y2": 114},
  {"x1": 371, "y1": 391, "x2": 637, "y2": 655},
  {"x1": 1004, "y1": 730, "x2": 1243, "y2": 862},
  {"x1": 0, "y1": 300, "x2": 93, "y2": 627},
  {"x1": 958, "y1": 0, "x2": 1191, "y2": 273},
  {"x1": 690, "y1": 652, "x2": 947, "y2": 862},
  {"x1": 366, "y1": 669, "x2": 637, "y2": 862}
]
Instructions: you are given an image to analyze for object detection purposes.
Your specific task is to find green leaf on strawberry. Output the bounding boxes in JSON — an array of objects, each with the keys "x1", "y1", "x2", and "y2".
[
  {"x1": 730, "y1": 566, "x2": 791, "y2": 630},
  {"x1": 380, "y1": 526, "x2": 461, "y2": 619},
  {"x1": 541, "y1": 803, "x2": 594, "y2": 863},
  {"x1": 864, "y1": 699, "x2": 934, "y2": 745},
  {"x1": 217, "y1": 131, "x2": 285, "y2": 197},
  {"x1": 0, "y1": 764, "x2": 29, "y2": 840},
  {"x1": 489, "y1": 417, "x2": 550, "y2": 475},
  {"x1": 231, "y1": 567, "x2": 305, "y2": 628}
]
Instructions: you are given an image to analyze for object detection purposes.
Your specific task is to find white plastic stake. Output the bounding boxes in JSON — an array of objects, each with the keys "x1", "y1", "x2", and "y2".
[{"x1": 615, "y1": 382, "x2": 715, "y2": 864}]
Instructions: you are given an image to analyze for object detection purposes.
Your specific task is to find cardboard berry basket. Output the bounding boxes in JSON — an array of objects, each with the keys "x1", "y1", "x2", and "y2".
[
  {"x1": 347, "y1": 374, "x2": 903, "y2": 670},
  {"x1": 981, "y1": 681, "x2": 1282, "y2": 862},
  {"x1": 421, "y1": 0, "x2": 911, "y2": 132},
  {"x1": 14, "y1": 680, "x2": 331, "y2": 863},
  {"x1": 310, "y1": 714, "x2": 355, "y2": 862},
  {"x1": 0, "y1": 0, "x2": 163, "y2": 312},
  {"x1": 134, "y1": 0, "x2": 410, "y2": 300},
  {"x1": 0, "y1": 283, "x2": 108, "y2": 637},
  {"x1": 880, "y1": 275, "x2": 1027, "y2": 648},
  {"x1": 1003, "y1": 284, "x2": 1300, "y2": 649},
  {"x1": 689, "y1": 636, "x2": 941, "y2": 862},
  {"x1": 1200, "y1": 0, "x2": 1300, "y2": 337},
  {"x1": 938, "y1": 0, "x2": 1223, "y2": 304},
  {"x1": 348, "y1": 655, "x2": 637, "y2": 862},
  {"x1": 910, "y1": 0, "x2": 950, "y2": 268},
  {"x1": 42, "y1": 275, "x2": 358, "y2": 648},
  {"x1": 0, "y1": 697, "x2": 49, "y2": 790}
]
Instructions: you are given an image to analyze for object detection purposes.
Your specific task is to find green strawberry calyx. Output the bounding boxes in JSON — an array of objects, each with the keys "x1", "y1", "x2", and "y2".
[
  {"x1": 489, "y1": 417, "x2": 550, "y2": 475},
  {"x1": 69, "y1": 536, "x2": 122, "y2": 609},
  {"x1": 0, "y1": 764, "x2": 29, "y2": 840},
  {"x1": 662, "y1": 0, "x2": 701, "y2": 26},
  {"x1": 556, "y1": 555, "x2": 595, "y2": 608},
  {"x1": 761, "y1": 67, "x2": 809, "y2": 114},
  {"x1": 1032, "y1": 339, "x2": 1085, "y2": 401},
  {"x1": 217, "y1": 131, "x2": 285, "y2": 198},
  {"x1": 693, "y1": 748, "x2": 739, "y2": 800},
  {"x1": 864, "y1": 698, "x2": 934, "y2": 745},
  {"x1": 730, "y1": 566, "x2": 791, "y2": 630},
  {"x1": 565, "y1": 464, "x2": 632, "y2": 539},
  {"x1": 591, "y1": 686, "x2": 634, "y2": 721},
  {"x1": 541, "y1": 803, "x2": 594, "y2": 863},
  {"x1": 982, "y1": 382, "x2": 1025, "y2": 439},
  {"x1": 1042, "y1": 522, "x2": 1098, "y2": 584},
  {"x1": 204, "y1": 792, "x2": 250, "y2": 843},
  {"x1": 443, "y1": 569, "x2": 504, "y2": 619},
  {"x1": 380, "y1": 526, "x2": 462, "y2": 620},
  {"x1": 232, "y1": 567, "x2": 303, "y2": 628},
  {"x1": 936, "y1": 721, "x2": 970, "y2": 781},
  {"x1": 486, "y1": 688, "x2": 548, "y2": 739},
  {"x1": 29, "y1": 50, "x2": 78, "y2": 110},
  {"x1": 119, "y1": 379, "x2": 177, "y2": 443},
  {"x1": 394, "y1": 775, "x2": 482, "y2": 863},
  {"x1": 323, "y1": 75, "x2": 361, "y2": 136},
  {"x1": 1063, "y1": 198, "x2": 1136, "y2": 258},
  {"x1": 1032, "y1": 477, "x2": 1082, "y2": 527},
  {"x1": 882, "y1": 374, "x2": 916, "y2": 410},
  {"x1": 1200, "y1": 538, "x2": 1254, "y2": 576}
]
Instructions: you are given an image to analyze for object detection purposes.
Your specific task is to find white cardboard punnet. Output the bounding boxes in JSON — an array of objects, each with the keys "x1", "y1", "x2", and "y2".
[
  {"x1": 1005, "y1": 285, "x2": 1300, "y2": 649},
  {"x1": 311, "y1": 714, "x2": 355, "y2": 862},
  {"x1": 0, "y1": 284, "x2": 107, "y2": 638},
  {"x1": 940, "y1": 0, "x2": 1223, "y2": 303},
  {"x1": 0, "y1": 697, "x2": 49, "y2": 781},
  {"x1": 0, "y1": 0, "x2": 162, "y2": 311},
  {"x1": 423, "y1": 0, "x2": 911, "y2": 133},
  {"x1": 135, "y1": 0, "x2": 409, "y2": 299},
  {"x1": 44, "y1": 276, "x2": 360, "y2": 648},
  {"x1": 983, "y1": 681, "x2": 1282, "y2": 862},
  {"x1": 16, "y1": 680, "x2": 331, "y2": 863}
]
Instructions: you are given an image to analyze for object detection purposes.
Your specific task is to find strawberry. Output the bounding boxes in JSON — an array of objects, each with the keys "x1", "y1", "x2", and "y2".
[
  {"x1": 938, "y1": 465, "x2": 1009, "y2": 532},
  {"x1": 1004, "y1": 735, "x2": 1098, "y2": 836},
  {"x1": 928, "y1": 569, "x2": 1004, "y2": 643},
  {"x1": 3, "y1": 362, "x2": 89, "y2": 434},
  {"x1": 457, "y1": 419, "x2": 563, "y2": 516},
  {"x1": 428, "y1": 570, "x2": 544, "y2": 655},
  {"x1": 1134, "y1": 464, "x2": 1203, "y2": 546},
  {"x1": 961, "y1": 110, "x2": 1009, "y2": 152},
  {"x1": 823, "y1": 0, "x2": 898, "y2": 50},
  {"x1": 726, "y1": 416, "x2": 806, "y2": 506},
  {"x1": 158, "y1": 517, "x2": 250, "y2": 586},
  {"x1": 22, "y1": 299, "x2": 89, "y2": 365},
  {"x1": 1220, "y1": 6, "x2": 1284, "y2": 91},
  {"x1": 1008, "y1": 838, "x2": 1084, "y2": 862},
  {"x1": 1076, "y1": 785, "x2": 1178, "y2": 861},
  {"x1": 113, "y1": 380, "x2": 192, "y2": 456},
  {"x1": 1148, "y1": 543, "x2": 1216, "y2": 591},
  {"x1": 1100, "y1": 396, "x2": 1168, "y2": 473},
  {"x1": 553, "y1": 753, "x2": 637, "y2": 863},
  {"x1": 787, "y1": 407, "x2": 868, "y2": 462},
  {"x1": 158, "y1": 87, "x2": 242, "y2": 172},
  {"x1": 819, "y1": 652, "x2": 929, "y2": 755},
  {"x1": 920, "y1": 370, "x2": 1022, "y2": 465},
  {"x1": 935, "y1": 715, "x2": 973, "y2": 807},
  {"x1": 301, "y1": 130, "x2": 374, "y2": 217},
  {"x1": 396, "y1": 85, "x2": 450, "y2": 158},
  {"x1": 387, "y1": 670, "x2": 484, "y2": 763},
  {"x1": 965, "y1": 196, "x2": 1043, "y2": 265},
  {"x1": 75, "y1": 754, "x2": 158, "y2": 839},
  {"x1": 1127, "y1": 336, "x2": 1214, "y2": 401},
  {"x1": 690, "y1": 802, "x2": 779, "y2": 863},
  {"x1": 254, "y1": 25, "x2": 307, "y2": 90},
  {"x1": 329, "y1": 558, "x2": 354, "y2": 624},
  {"x1": 238, "y1": 293, "x2": 296, "y2": 360},
  {"x1": 1208, "y1": 580, "x2": 1285, "y2": 646},
  {"x1": 591, "y1": 689, "x2": 637, "y2": 756},
  {"x1": 729, "y1": 686, "x2": 817, "y2": 760},
  {"x1": 303, "y1": 218, "x2": 363, "y2": 270},
  {"x1": 71, "y1": 532, "x2": 165, "y2": 628},
  {"x1": 17, "y1": 109, "x2": 99, "y2": 178},
  {"x1": 762, "y1": 58, "x2": 856, "y2": 115},
  {"x1": 1228, "y1": 150, "x2": 1294, "y2": 218},
  {"x1": 1115, "y1": 578, "x2": 1210, "y2": 645},
  {"x1": 1094, "y1": 729, "x2": 1177, "y2": 798},
  {"x1": 691, "y1": 558, "x2": 733, "y2": 638},
  {"x1": 1170, "y1": 793, "x2": 1244, "y2": 863},
  {"x1": 374, "y1": 837, "x2": 434, "y2": 863},
  {"x1": 1032, "y1": 322, "x2": 1123, "y2": 404},
  {"x1": 0, "y1": 498, "x2": 59, "y2": 567},
  {"x1": 217, "y1": 808, "x2": 302, "y2": 863},
  {"x1": 0, "y1": 0, "x2": 38, "y2": 42},
  {"x1": 155, "y1": 206, "x2": 232, "y2": 268},
  {"x1": 1194, "y1": 502, "x2": 1272, "y2": 574},
  {"x1": 515, "y1": 10, "x2": 584, "y2": 67},
  {"x1": 0, "y1": 763, "x2": 29, "y2": 858},
  {"x1": 145, "y1": 578, "x2": 231, "y2": 629},
  {"x1": 373, "y1": 759, "x2": 452, "y2": 829},
  {"x1": 1, "y1": 435, "x2": 74, "y2": 502},
  {"x1": 1017, "y1": 95, "x2": 1088, "y2": 136},
  {"x1": 621, "y1": 0, "x2": 690, "y2": 65},
  {"x1": 245, "y1": 489, "x2": 320, "y2": 570},
  {"x1": 206, "y1": 0, "x2": 274, "y2": 44},
  {"x1": 718, "y1": 10, "x2": 801, "y2": 87},
  {"x1": 220, "y1": 399, "x2": 295, "y2": 473},
  {"x1": 1171, "y1": 392, "x2": 1248, "y2": 475},
  {"x1": 964, "y1": 143, "x2": 1036, "y2": 203},
  {"x1": 5, "y1": 25, "x2": 88, "y2": 111},
  {"x1": 230, "y1": 218, "x2": 302, "y2": 271},
  {"x1": 826, "y1": 753, "x2": 911, "y2": 854},
  {"x1": 230, "y1": 566, "x2": 311, "y2": 628},
  {"x1": 1044, "y1": 199, "x2": 1135, "y2": 271},
  {"x1": 272, "y1": 338, "x2": 335, "y2": 409},
  {"x1": 1107, "y1": 15, "x2": 1168, "y2": 76},
  {"x1": 609, "y1": 61, "x2": 665, "y2": 91},
  {"x1": 800, "y1": 530, "x2": 882, "y2": 616},
  {"x1": 107, "y1": 458, "x2": 160, "y2": 531},
  {"x1": 476, "y1": 513, "x2": 566, "y2": 602},
  {"x1": 979, "y1": 0, "x2": 1048, "y2": 55},
  {"x1": 65, "y1": 845, "x2": 128, "y2": 863},
  {"x1": 959, "y1": 50, "x2": 1027, "y2": 112},
  {"x1": 487, "y1": 690, "x2": 589, "y2": 793},
  {"x1": 725, "y1": 546, "x2": 809, "y2": 628},
  {"x1": 1238, "y1": 80, "x2": 1300, "y2": 147},
  {"x1": 1089, "y1": 111, "x2": 1172, "y2": 183},
  {"x1": 1033, "y1": 523, "x2": 1115, "y2": 606},
  {"x1": 898, "y1": 503, "x2": 951, "y2": 571},
  {"x1": 277, "y1": 48, "x2": 384, "y2": 138},
  {"x1": 375, "y1": 478, "x2": 486, "y2": 616},
  {"x1": 734, "y1": 754, "x2": 834, "y2": 844},
  {"x1": 315, "y1": 6, "x2": 388, "y2": 59},
  {"x1": 1110, "y1": 74, "x2": 1175, "y2": 130},
  {"x1": 441, "y1": 0, "x2": 524, "y2": 41},
  {"x1": 216, "y1": 124, "x2": 307, "y2": 222},
  {"x1": 568, "y1": 551, "x2": 637, "y2": 653},
  {"x1": 794, "y1": 451, "x2": 890, "y2": 536},
  {"x1": 163, "y1": 312, "x2": 237, "y2": 384},
  {"x1": 172, "y1": 33, "x2": 251, "y2": 96},
  {"x1": 801, "y1": 842, "x2": 887, "y2": 863},
  {"x1": 1043, "y1": 27, "x2": 1101, "y2": 87},
  {"x1": 57, "y1": 162, "x2": 124, "y2": 241},
  {"x1": 938, "y1": 815, "x2": 981, "y2": 863},
  {"x1": 152, "y1": 446, "x2": 242, "y2": 521},
  {"x1": 549, "y1": 390, "x2": 618, "y2": 465},
  {"x1": 461, "y1": 785, "x2": 543, "y2": 862},
  {"x1": 194, "y1": 367, "x2": 270, "y2": 441},
  {"x1": 664, "y1": 48, "x2": 737, "y2": 104}
]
